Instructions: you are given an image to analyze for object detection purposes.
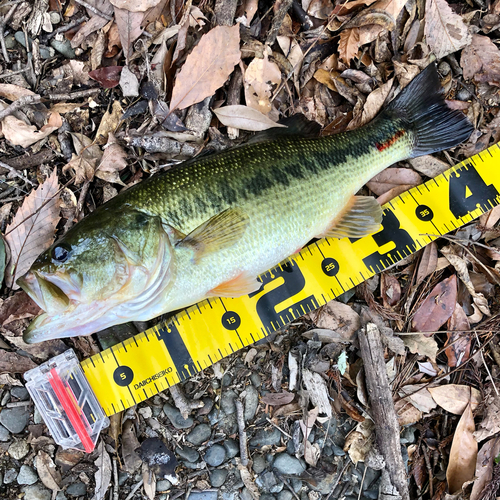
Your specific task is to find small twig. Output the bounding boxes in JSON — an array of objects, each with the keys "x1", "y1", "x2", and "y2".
[
  {"x1": 0, "y1": 160, "x2": 35, "y2": 186},
  {"x1": 266, "y1": 417, "x2": 293, "y2": 439},
  {"x1": 46, "y1": 14, "x2": 88, "y2": 39},
  {"x1": 0, "y1": 2, "x2": 19, "y2": 63},
  {"x1": 475, "y1": 331, "x2": 500, "y2": 396},
  {"x1": 169, "y1": 385, "x2": 203, "y2": 420},
  {"x1": 113, "y1": 457, "x2": 119, "y2": 500},
  {"x1": 0, "y1": 67, "x2": 30, "y2": 79},
  {"x1": 73, "y1": 0, "x2": 113, "y2": 21},
  {"x1": 357, "y1": 466, "x2": 367, "y2": 500},
  {"x1": 6, "y1": 400, "x2": 32, "y2": 407},
  {"x1": 325, "y1": 460, "x2": 351, "y2": 500},
  {"x1": 235, "y1": 399, "x2": 248, "y2": 466},
  {"x1": 124, "y1": 479, "x2": 143, "y2": 500}
]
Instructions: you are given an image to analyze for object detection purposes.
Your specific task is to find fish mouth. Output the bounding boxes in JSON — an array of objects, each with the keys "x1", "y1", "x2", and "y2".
[{"x1": 17, "y1": 271, "x2": 72, "y2": 315}]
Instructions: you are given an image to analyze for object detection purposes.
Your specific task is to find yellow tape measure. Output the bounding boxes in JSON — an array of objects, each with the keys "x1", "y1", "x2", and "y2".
[{"x1": 81, "y1": 144, "x2": 500, "y2": 416}]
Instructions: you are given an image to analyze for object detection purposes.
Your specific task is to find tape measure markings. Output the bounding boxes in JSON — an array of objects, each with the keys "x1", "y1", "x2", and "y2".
[{"x1": 81, "y1": 144, "x2": 500, "y2": 416}]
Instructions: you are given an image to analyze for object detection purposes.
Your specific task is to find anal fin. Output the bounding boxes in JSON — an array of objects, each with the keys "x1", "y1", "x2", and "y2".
[
  {"x1": 208, "y1": 272, "x2": 262, "y2": 298},
  {"x1": 322, "y1": 196, "x2": 383, "y2": 239}
]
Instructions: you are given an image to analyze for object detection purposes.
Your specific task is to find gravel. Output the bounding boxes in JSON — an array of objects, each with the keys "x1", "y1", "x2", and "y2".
[
  {"x1": 11, "y1": 387, "x2": 30, "y2": 400},
  {"x1": 210, "y1": 469, "x2": 228, "y2": 487},
  {"x1": 186, "y1": 423, "x2": 211, "y2": 446},
  {"x1": 223, "y1": 438, "x2": 239, "y2": 458},
  {"x1": 220, "y1": 390, "x2": 237, "y2": 415},
  {"x1": 187, "y1": 490, "x2": 218, "y2": 500},
  {"x1": 156, "y1": 479, "x2": 172, "y2": 492},
  {"x1": 8, "y1": 439, "x2": 30, "y2": 460},
  {"x1": 204, "y1": 445, "x2": 226, "y2": 466},
  {"x1": 17, "y1": 465, "x2": 38, "y2": 485},
  {"x1": 278, "y1": 491, "x2": 293, "y2": 500},
  {"x1": 244, "y1": 385, "x2": 259, "y2": 421},
  {"x1": 250, "y1": 428, "x2": 282, "y2": 447},
  {"x1": 0, "y1": 423, "x2": 10, "y2": 441},
  {"x1": 163, "y1": 403, "x2": 194, "y2": 429},
  {"x1": 0, "y1": 407, "x2": 30, "y2": 433},
  {"x1": 23, "y1": 484, "x2": 51, "y2": 500},
  {"x1": 176, "y1": 445, "x2": 200, "y2": 463},
  {"x1": 4, "y1": 468, "x2": 18, "y2": 484},
  {"x1": 252, "y1": 455, "x2": 267, "y2": 473},
  {"x1": 272, "y1": 453, "x2": 306, "y2": 475},
  {"x1": 66, "y1": 481, "x2": 87, "y2": 496}
]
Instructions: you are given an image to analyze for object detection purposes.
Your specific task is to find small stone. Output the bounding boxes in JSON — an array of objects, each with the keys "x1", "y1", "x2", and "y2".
[
  {"x1": 188, "y1": 491, "x2": 218, "y2": 500},
  {"x1": 156, "y1": 479, "x2": 172, "y2": 492},
  {"x1": 364, "y1": 489, "x2": 379, "y2": 499},
  {"x1": 261, "y1": 495, "x2": 276, "y2": 500},
  {"x1": 457, "y1": 88, "x2": 472, "y2": 101},
  {"x1": 272, "y1": 454, "x2": 306, "y2": 475},
  {"x1": 204, "y1": 445, "x2": 226, "y2": 467},
  {"x1": 256, "y1": 471, "x2": 281, "y2": 493},
  {"x1": 55, "y1": 448, "x2": 84, "y2": 471},
  {"x1": 50, "y1": 38, "x2": 76, "y2": 58},
  {"x1": 55, "y1": 492, "x2": 67, "y2": 500},
  {"x1": 163, "y1": 403, "x2": 193, "y2": 429},
  {"x1": 210, "y1": 469, "x2": 228, "y2": 487},
  {"x1": 223, "y1": 438, "x2": 239, "y2": 458},
  {"x1": 0, "y1": 407, "x2": 30, "y2": 433},
  {"x1": 250, "y1": 428, "x2": 281, "y2": 447},
  {"x1": 291, "y1": 479, "x2": 302, "y2": 492},
  {"x1": 17, "y1": 465, "x2": 38, "y2": 485},
  {"x1": 240, "y1": 487, "x2": 254, "y2": 500},
  {"x1": 253, "y1": 455, "x2": 267, "y2": 474},
  {"x1": 250, "y1": 373, "x2": 261, "y2": 387},
  {"x1": 221, "y1": 373, "x2": 232, "y2": 387},
  {"x1": 331, "y1": 444, "x2": 345, "y2": 456},
  {"x1": 186, "y1": 424, "x2": 211, "y2": 446},
  {"x1": 49, "y1": 11, "x2": 61, "y2": 24},
  {"x1": 0, "y1": 423, "x2": 10, "y2": 441},
  {"x1": 176, "y1": 446, "x2": 200, "y2": 463},
  {"x1": 4, "y1": 468, "x2": 17, "y2": 484},
  {"x1": 8, "y1": 439, "x2": 30, "y2": 459},
  {"x1": 34, "y1": 406, "x2": 43, "y2": 425},
  {"x1": 278, "y1": 491, "x2": 293, "y2": 500},
  {"x1": 66, "y1": 481, "x2": 87, "y2": 496},
  {"x1": 244, "y1": 385, "x2": 259, "y2": 421},
  {"x1": 11, "y1": 386, "x2": 29, "y2": 400},
  {"x1": 118, "y1": 471, "x2": 129, "y2": 486},
  {"x1": 23, "y1": 484, "x2": 51, "y2": 500},
  {"x1": 138, "y1": 406, "x2": 152, "y2": 419},
  {"x1": 219, "y1": 413, "x2": 238, "y2": 435},
  {"x1": 220, "y1": 390, "x2": 237, "y2": 415}
]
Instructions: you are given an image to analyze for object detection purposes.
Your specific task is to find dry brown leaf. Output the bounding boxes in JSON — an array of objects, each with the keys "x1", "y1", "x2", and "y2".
[
  {"x1": 95, "y1": 100, "x2": 123, "y2": 145},
  {"x1": 36, "y1": 450, "x2": 62, "y2": 491},
  {"x1": 236, "y1": 458, "x2": 260, "y2": 500},
  {"x1": 0, "y1": 350, "x2": 37, "y2": 374},
  {"x1": 429, "y1": 385, "x2": 481, "y2": 415},
  {"x1": 347, "y1": 78, "x2": 393, "y2": 130},
  {"x1": 114, "y1": 6, "x2": 144, "y2": 63},
  {"x1": 110, "y1": 0, "x2": 162, "y2": 12},
  {"x1": 474, "y1": 390, "x2": 500, "y2": 443},
  {"x1": 403, "y1": 334, "x2": 438, "y2": 363},
  {"x1": 236, "y1": 0, "x2": 258, "y2": 26},
  {"x1": 214, "y1": 105, "x2": 285, "y2": 131},
  {"x1": 460, "y1": 34, "x2": 500, "y2": 87},
  {"x1": 344, "y1": 419, "x2": 374, "y2": 464},
  {"x1": 409, "y1": 155, "x2": 450, "y2": 177},
  {"x1": 398, "y1": 384, "x2": 437, "y2": 413},
  {"x1": 93, "y1": 440, "x2": 112, "y2": 500},
  {"x1": 480, "y1": 204, "x2": 500, "y2": 229},
  {"x1": 470, "y1": 437, "x2": 500, "y2": 500},
  {"x1": 309, "y1": 300, "x2": 360, "y2": 341},
  {"x1": 339, "y1": 27, "x2": 361, "y2": 64},
  {"x1": 0, "y1": 84, "x2": 35, "y2": 100},
  {"x1": 425, "y1": 0, "x2": 471, "y2": 59},
  {"x1": 411, "y1": 275, "x2": 457, "y2": 332},
  {"x1": 63, "y1": 155, "x2": 96, "y2": 185},
  {"x1": 416, "y1": 242, "x2": 438, "y2": 285},
  {"x1": 445, "y1": 303, "x2": 471, "y2": 367},
  {"x1": 4, "y1": 170, "x2": 60, "y2": 289},
  {"x1": 1, "y1": 112, "x2": 62, "y2": 148},
  {"x1": 244, "y1": 48, "x2": 281, "y2": 116},
  {"x1": 122, "y1": 419, "x2": 142, "y2": 473},
  {"x1": 367, "y1": 168, "x2": 422, "y2": 196},
  {"x1": 261, "y1": 391, "x2": 295, "y2": 406},
  {"x1": 171, "y1": 24, "x2": 241, "y2": 111},
  {"x1": 447, "y1": 403, "x2": 478, "y2": 494},
  {"x1": 96, "y1": 133, "x2": 127, "y2": 185}
]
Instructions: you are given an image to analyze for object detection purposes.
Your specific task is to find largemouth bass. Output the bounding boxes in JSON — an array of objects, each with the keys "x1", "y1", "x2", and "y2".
[{"x1": 19, "y1": 63, "x2": 473, "y2": 343}]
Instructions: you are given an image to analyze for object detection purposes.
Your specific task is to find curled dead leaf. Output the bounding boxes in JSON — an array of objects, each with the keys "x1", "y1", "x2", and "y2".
[{"x1": 429, "y1": 385, "x2": 481, "y2": 415}]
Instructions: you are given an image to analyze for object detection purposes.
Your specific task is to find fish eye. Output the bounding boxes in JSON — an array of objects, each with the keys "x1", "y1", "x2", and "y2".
[{"x1": 52, "y1": 244, "x2": 70, "y2": 263}]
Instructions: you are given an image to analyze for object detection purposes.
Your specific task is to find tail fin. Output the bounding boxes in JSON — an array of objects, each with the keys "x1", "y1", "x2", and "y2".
[{"x1": 385, "y1": 63, "x2": 473, "y2": 158}]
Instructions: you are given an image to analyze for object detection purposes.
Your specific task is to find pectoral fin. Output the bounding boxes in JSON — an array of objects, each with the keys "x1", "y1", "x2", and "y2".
[
  {"x1": 322, "y1": 196, "x2": 383, "y2": 239},
  {"x1": 209, "y1": 272, "x2": 262, "y2": 297},
  {"x1": 177, "y1": 208, "x2": 249, "y2": 261}
]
